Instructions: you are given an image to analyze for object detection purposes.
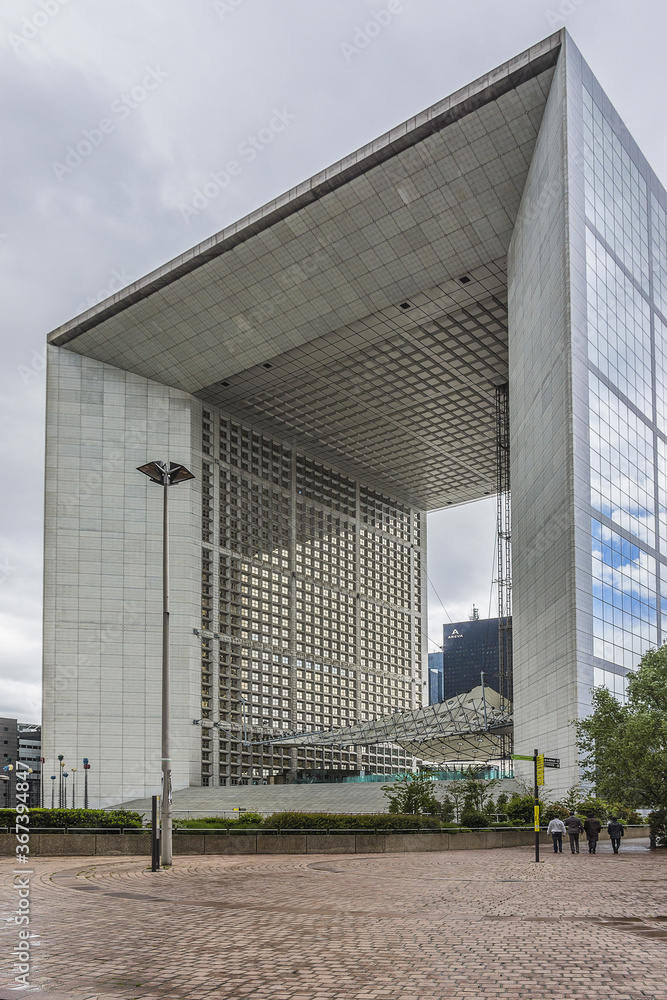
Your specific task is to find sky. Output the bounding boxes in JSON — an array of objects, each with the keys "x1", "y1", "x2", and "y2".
[{"x1": 1, "y1": 0, "x2": 666, "y2": 724}]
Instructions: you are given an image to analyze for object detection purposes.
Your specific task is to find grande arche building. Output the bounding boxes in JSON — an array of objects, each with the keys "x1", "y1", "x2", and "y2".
[{"x1": 43, "y1": 31, "x2": 667, "y2": 804}]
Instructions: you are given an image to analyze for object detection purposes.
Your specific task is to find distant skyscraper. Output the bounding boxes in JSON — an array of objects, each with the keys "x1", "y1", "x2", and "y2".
[{"x1": 441, "y1": 619, "x2": 505, "y2": 701}]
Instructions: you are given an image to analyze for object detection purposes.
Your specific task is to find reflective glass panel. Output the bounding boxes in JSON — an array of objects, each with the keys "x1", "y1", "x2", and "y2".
[
  {"x1": 589, "y1": 373, "x2": 655, "y2": 545},
  {"x1": 591, "y1": 518, "x2": 657, "y2": 670},
  {"x1": 585, "y1": 229, "x2": 652, "y2": 418},
  {"x1": 582, "y1": 87, "x2": 649, "y2": 289}
]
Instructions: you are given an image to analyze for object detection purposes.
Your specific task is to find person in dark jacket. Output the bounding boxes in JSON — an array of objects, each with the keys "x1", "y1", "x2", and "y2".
[
  {"x1": 564, "y1": 812, "x2": 584, "y2": 853},
  {"x1": 583, "y1": 814, "x2": 602, "y2": 853},
  {"x1": 607, "y1": 816, "x2": 625, "y2": 854}
]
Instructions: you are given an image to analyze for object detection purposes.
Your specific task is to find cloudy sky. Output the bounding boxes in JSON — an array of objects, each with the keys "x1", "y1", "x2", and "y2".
[{"x1": 1, "y1": 0, "x2": 665, "y2": 723}]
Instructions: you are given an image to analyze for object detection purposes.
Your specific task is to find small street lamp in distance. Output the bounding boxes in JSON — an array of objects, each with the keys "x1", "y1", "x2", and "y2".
[
  {"x1": 58, "y1": 755, "x2": 64, "y2": 808},
  {"x1": 83, "y1": 758, "x2": 90, "y2": 809},
  {"x1": 137, "y1": 460, "x2": 195, "y2": 868}
]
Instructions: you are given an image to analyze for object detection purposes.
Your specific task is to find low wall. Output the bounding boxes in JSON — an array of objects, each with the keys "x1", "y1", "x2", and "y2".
[{"x1": 0, "y1": 826, "x2": 650, "y2": 857}]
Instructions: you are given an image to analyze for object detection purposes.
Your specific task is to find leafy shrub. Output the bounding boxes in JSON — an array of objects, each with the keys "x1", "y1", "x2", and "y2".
[
  {"x1": 495, "y1": 793, "x2": 509, "y2": 814},
  {"x1": 459, "y1": 808, "x2": 488, "y2": 828},
  {"x1": 648, "y1": 809, "x2": 667, "y2": 847},
  {"x1": 0, "y1": 808, "x2": 143, "y2": 829},
  {"x1": 542, "y1": 803, "x2": 569, "y2": 823},
  {"x1": 382, "y1": 772, "x2": 442, "y2": 816},
  {"x1": 174, "y1": 812, "x2": 264, "y2": 829},
  {"x1": 438, "y1": 799, "x2": 455, "y2": 823},
  {"x1": 259, "y1": 812, "x2": 442, "y2": 831},
  {"x1": 576, "y1": 798, "x2": 609, "y2": 823},
  {"x1": 505, "y1": 794, "x2": 534, "y2": 825}
]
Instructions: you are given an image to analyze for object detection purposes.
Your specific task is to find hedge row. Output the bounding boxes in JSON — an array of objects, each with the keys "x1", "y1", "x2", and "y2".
[
  {"x1": 240, "y1": 812, "x2": 445, "y2": 830},
  {"x1": 174, "y1": 812, "x2": 265, "y2": 829},
  {"x1": 0, "y1": 808, "x2": 143, "y2": 828}
]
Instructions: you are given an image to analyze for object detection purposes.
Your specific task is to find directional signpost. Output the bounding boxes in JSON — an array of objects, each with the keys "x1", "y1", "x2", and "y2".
[{"x1": 511, "y1": 751, "x2": 561, "y2": 862}]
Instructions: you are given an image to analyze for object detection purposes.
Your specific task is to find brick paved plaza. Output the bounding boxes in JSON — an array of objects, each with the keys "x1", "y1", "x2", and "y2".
[{"x1": 1, "y1": 841, "x2": 666, "y2": 1000}]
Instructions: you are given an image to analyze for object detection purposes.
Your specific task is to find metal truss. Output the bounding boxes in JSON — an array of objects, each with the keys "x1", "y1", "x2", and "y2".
[{"x1": 257, "y1": 684, "x2": 513, "y2": 766}]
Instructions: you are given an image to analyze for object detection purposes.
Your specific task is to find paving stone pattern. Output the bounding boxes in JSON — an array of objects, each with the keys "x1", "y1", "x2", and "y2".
[{"x1": 1, "y1": 841, "x2": 666, "y2": 1000}]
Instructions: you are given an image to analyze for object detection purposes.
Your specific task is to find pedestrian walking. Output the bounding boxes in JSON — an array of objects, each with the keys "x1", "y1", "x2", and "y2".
[
  {"x1": 547, "y1": 816, "x2": 566, "y2": 853},
  {"x1": 607, "y1": 816, "x2": 625, "y2": 854},
  {"x1": 583, "y1": 814, "x2": 602, "y2": 854},
  {"x1": 564, "y1": 811, "x2": 584, "y2": 853}
]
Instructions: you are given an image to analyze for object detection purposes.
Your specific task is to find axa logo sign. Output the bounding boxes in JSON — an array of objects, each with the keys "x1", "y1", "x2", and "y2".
[{"x1": 447, "y1": 628, "x2": 463, "y2": 640}]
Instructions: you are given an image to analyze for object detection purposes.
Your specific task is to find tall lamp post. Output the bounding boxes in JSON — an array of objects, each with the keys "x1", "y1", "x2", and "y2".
[
  {"x1": 83, "y1": 759, "x2": 90, "y2": 809},
  {"x1": 50, "y1": 775, "x2": 56, "y2": 808},
  {"x1": 3, "y1": 759, "x2": 13, "y2": 809},
  {"x1": 137, "y1": 460, "x2": 195, "y2": 867},
  {"x1": 71, "y1": 767, "x2": 77, "y2": 808},
  {"x1": 57, "y1": 755, "x2": 64, "y2": 808}
]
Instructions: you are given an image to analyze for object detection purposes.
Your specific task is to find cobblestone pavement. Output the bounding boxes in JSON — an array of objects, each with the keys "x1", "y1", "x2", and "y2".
[{"x1": 1, "y1": 841, "x2": 666, "y2": 1000}]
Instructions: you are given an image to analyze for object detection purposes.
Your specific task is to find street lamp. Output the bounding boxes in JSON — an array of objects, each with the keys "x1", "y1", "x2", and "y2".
[
  {"x1": 3, "y1": 759, "x2": 13, "y2": 808},
  {"x1": 63, "y1": 771, "x2": 69, "y2": 808},
  {"x1": 71, "y1": 767, "x2": 77, "y2": 808},
  {"x1": 83, "y1": 759, "x2": 90, "y2": 809},
  {"x1": 50, "y1": 775, "x2": 56, "y2": 809},
  {"x1": 58, "y1": 755, "x2": 64, "y2": 808},
  {"x1": 137, "y1": 460, "x2": 195, "y2": 867}
]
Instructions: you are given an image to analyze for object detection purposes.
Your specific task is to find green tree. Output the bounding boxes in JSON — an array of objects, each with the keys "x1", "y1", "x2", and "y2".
[
  {"x1": 461, "y1": 767, "x2": 498, "y2": 817},
  {"x1": 381, "y1": 771, "x2": 441, "y2": 816},
  {"x1": 561, "y1": 785, "x2": 584, "y2": 814},
  {"x1": 505, "y1": 793, "x2": 534, "y2": 825},
  {"x1": 495, "y1": 792, "x2": 509, "y2": 815},
  {"x1": 575, "y1": 644, "x2": 667, "y2": 828},
  {"x1": 442, "y1": 782, "x2": 468, "y2": 824}
]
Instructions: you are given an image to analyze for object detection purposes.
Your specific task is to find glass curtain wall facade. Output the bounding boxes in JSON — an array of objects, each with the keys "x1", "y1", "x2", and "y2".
[
  {"x1": 571, "y1": 44, "x2": 667, "y2": 705},
  {"x1": 511, "y1": 38, "x2": 667, "y2": 788},
  {"x1": 198, "y1": 408, "x2": 424, "y2": 785}
]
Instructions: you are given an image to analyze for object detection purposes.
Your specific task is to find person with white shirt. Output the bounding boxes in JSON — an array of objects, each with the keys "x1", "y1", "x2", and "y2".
[{"x1": 547, "y1": 816, "x2": 566, "y2": 853}]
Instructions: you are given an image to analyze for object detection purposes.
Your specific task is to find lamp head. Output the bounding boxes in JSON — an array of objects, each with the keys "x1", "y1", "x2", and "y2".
[{"x1": 137, "y1": 461, "x2": 195, "y2": 486}]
